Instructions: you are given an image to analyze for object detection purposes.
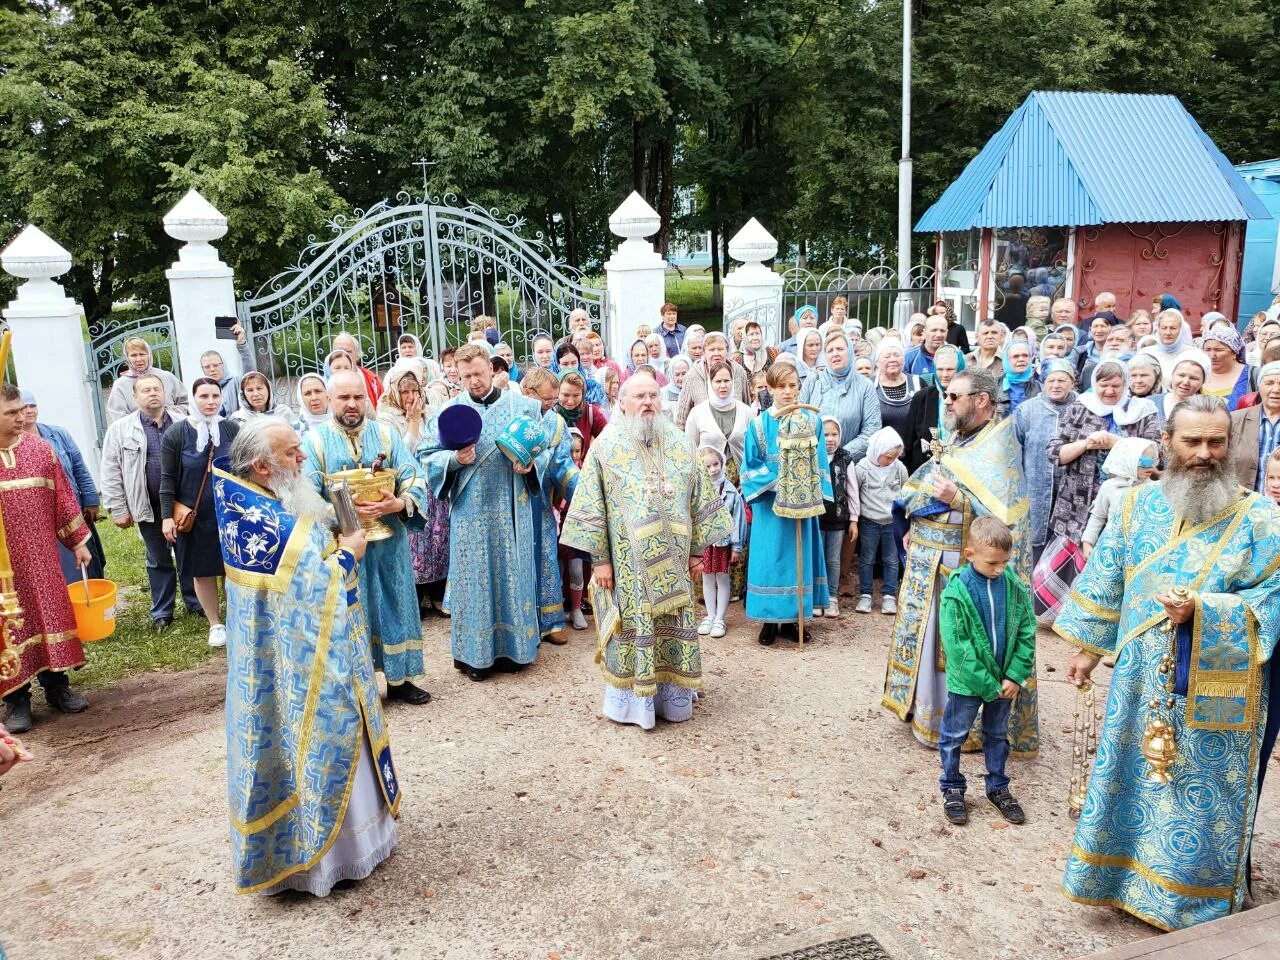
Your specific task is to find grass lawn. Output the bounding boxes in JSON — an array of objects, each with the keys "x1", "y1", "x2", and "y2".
[{"x1": 73, "y1": 517, "x2": 221, "y2": 690}]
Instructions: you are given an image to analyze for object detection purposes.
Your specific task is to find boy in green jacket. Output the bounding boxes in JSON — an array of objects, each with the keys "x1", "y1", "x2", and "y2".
[{"x1": 937, "y1": 516, "x2": 1036, "y2": 826}]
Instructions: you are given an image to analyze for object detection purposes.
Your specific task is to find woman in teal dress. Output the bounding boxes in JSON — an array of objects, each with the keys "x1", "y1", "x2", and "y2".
[{"x1": 741, "y1": 362, "x2": 833, "y2": 645}]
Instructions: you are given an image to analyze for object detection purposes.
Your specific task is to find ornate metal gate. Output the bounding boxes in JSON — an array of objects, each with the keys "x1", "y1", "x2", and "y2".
[
  {"x1": 780, "y1": 260, "x2": 936, "y2": 331},
  {"x1": 239, "y1": 190, "x2": 606, "y2": 382},
  {"x1": 85, "y1": 307, "x2": 180, "y2": 435}
]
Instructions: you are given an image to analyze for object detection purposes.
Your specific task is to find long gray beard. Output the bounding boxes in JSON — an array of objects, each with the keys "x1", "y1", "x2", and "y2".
[
  {"x1": 616, "y1": 412, "x2": 659, "y2": 447},
  {"x1": 270, "y1": 466, "x2": 335, "y2": 526},
  {"x1": 1161, "y1": 457, "x2": 1239, "y2": 525}
]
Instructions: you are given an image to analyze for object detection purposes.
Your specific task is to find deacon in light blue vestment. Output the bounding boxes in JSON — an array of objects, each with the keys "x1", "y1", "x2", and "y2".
[
  {"x1": 420, "y1": 386, "x2": 578, "y2": 669},
  {"x1": 1056, "y1": 482, "x2": 1280, "y2": 931},
  {"x1": 213, "y1": 459, "x2": 400, "y2": 895},
  {"x1": 301, "y1": 418, "x2": 433, "y2": 684},
  {"x1": 741, "y1": 407, "x2": 833, "y2": 623}
]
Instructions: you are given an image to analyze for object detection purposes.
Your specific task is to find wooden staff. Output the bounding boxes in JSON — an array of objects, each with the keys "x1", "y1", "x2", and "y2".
[{"x1": 772, "y1": 401, "x2": 821, "y2": 648}]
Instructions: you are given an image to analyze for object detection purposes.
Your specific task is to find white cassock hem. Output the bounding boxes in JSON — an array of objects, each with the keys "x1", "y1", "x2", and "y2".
[
  {"x1": 261, "y1": 734, "x2": 397, "y2": 897},
  {"x1": 602, "y1": 682, "x2": 696, "y2": 730}
]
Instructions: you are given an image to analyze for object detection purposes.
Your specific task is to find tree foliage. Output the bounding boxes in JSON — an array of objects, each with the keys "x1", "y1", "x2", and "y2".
[{"x1": 0, "y1": 0, "x2": 1276, "y2": 321}]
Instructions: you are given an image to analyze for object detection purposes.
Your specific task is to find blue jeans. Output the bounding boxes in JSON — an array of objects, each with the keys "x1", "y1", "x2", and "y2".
[
  {"x1": 858, "y1": 518, "x2": 899, "y2": 596},
  {"x1": 938, "y1": 693, "x2": 1012, "y2": 795},
  {"x1": 821, "y1": 529, "x2": 844, "y2": 596}
]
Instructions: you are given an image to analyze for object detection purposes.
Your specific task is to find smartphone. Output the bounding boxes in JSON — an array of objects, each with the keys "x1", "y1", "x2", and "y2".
[{"x1": 215, "y1": 315, "x2": 239, "y2": 340}]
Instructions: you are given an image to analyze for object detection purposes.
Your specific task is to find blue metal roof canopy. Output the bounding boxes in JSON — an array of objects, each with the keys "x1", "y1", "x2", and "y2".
[{"x1": 916, "y1": 91, "x2": 1271, "y2": 232}]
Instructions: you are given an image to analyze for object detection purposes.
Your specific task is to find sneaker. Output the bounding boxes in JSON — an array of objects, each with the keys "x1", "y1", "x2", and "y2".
[
  {"x1": 943, "y1": 789, "x2": 968, "y2": 825},
  {"x1": 207, "y1": 624, "x2": 227, "y2": 648},
  {"x1": 44, "y1": 684, "x2": 87, "y2": 714},
  {"x1": 826, "y1": 599, "x2": 840, "y2": 617},
  {"x1": 855, "y1": 595, "x2": 873, "y2": 614},
  {"x1": 881, "y1": 595, "x2": 898, "y2": 615},
  {"x1": 571, "y1": 608, "x2": 589, "y2": 631},
  {"x1": 697, "y1": 617, "x2": 714, "y2": 636},
  {"x1": 3, "y1": 696, "x2": 33, "y2": 734},
  {"x1": 813, "y1": 607, "x2": 825, "y2": 618},
  {"x1": 710, "y1": 620, "x2": 726, "y2": 639},
  {"x1": 987, "y1": 789, "x2": 1026, "y2": 825}
]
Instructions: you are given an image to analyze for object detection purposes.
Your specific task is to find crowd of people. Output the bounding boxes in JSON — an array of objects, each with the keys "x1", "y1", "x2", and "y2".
[{"x1": 1, "y1": 289, "x2": 1278, "y2": 931}]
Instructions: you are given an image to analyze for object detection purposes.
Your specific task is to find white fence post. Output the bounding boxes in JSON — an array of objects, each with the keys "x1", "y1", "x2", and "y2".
[
  {"x1": 1, "y1": 225, "x2": 101, "y2": 471},
  {"x1": 723, "y1": 218, "x2": 784, "y2": 342},
  {"x1": 164, "y1": 189, "x2": 241, "y2": 382},
  {"x1": 604, "y1": 192, "x2": 667, "y2": 362}
]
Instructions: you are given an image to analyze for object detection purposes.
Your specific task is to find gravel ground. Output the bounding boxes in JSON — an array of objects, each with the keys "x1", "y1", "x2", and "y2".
[{"x1": 3, "y1": 607, "x2": 1277, "y2": 960}]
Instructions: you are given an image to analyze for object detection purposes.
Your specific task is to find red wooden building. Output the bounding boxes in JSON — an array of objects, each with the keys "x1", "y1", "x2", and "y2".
[{"x1": 916, "y1": 91, "x2": 1270, "y2": 331}]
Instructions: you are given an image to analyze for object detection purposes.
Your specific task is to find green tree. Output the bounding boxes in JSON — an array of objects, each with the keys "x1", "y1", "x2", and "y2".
[{"x1": 0, "y1": 0, "x2": 340, "y2": 325}]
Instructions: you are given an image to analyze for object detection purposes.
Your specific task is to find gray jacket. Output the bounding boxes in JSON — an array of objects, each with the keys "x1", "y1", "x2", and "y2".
[{"x1": 100, "y1": 407, "x2": 185, "y2": 523}]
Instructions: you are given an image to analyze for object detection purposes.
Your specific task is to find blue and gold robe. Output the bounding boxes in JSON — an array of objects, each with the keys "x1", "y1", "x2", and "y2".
[
  {"x1": 740, "y1": 408, "x2": 833, "y2": 623},
  {"x1": 420, "y1": 391, "x2": 577, "y2": 668},
  {"x1": 881, "y1": 415, "x2": 1039, "y2": 755},
  {"x1": 301, "y1": 419, "x2": 433, "y2": 684},
  {"x1": 212, "y1": 463, "x2": 400, "y2": 894},
  {"x1": 1055, "y1": 483, "x2": 1280, "y2": 931},
  {"x1": 560, "y1": 419, "x2": 732, "y2": 695}
]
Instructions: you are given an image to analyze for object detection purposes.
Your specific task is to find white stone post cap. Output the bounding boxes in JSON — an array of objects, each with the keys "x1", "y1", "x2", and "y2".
[
  {"x1": 163, "y1": 189, "x2": 228, "y2": 243},
  {"x1": 728, "y1": 218, "x2": 778, "y2": 264},
  {"x1": 1, "y1": 225, "x2": 73, "y2": 281},
  {"x1": 609, "y1": 191, "x2": 661, "y2": 240}
]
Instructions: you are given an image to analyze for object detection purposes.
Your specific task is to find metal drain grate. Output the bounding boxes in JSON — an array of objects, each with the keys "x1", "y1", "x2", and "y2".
[{"x1": 758, "y1": 934, "x2": 896, "y2": 960}]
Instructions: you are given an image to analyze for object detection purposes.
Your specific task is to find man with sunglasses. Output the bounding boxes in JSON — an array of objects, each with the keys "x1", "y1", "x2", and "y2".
[{"x1": 881, "y1": 368, "x2": 1040, "y2": 766}]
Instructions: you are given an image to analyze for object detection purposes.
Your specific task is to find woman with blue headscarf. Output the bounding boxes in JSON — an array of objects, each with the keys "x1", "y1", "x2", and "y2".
[
  {"x1": 781, "y1": 304, "x2": 819, "y2": 354},
  {"x1": 799, "y1": 328, "x2": 881, "y2": 462},
  {"x1": 997, "y1": 339, "x2": 1041, "y2": 417}
]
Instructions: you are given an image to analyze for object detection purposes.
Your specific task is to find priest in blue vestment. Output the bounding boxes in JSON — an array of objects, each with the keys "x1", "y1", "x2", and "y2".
[
  {"x1": 215, "y1": 418, "x2": 400, "y2": 895},
  {"x1": 420, "y1": 343, "x2": 578, "y2": 681},
  {"x1": 1058, "y1": 396, "x2": 1280, "y2": 931},
  {"x1": 302, "y1": 370, "x2": 434, "y2": 704}
]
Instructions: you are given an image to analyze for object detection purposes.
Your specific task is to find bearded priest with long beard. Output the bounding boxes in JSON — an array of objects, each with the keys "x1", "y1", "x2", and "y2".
[
  {"x1": 560, "y1": 373, "x2": 732, "y2": 730},
  {"x1": 214, "y1": 418, "x2": 400, "y2": 896},
  {"x1": 1057, "y1": 394, "x2": 1280, "y2": 931}
]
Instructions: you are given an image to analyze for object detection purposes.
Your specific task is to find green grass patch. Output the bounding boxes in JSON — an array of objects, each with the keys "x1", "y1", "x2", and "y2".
[{"x1": 73, "y1": 518, "x2": 220, "y2": 690}]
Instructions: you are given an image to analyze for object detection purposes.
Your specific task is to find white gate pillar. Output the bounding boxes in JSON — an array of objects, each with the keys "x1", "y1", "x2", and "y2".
[
  {"x1": 164, "y1": 189, "x2": 241, "y2": 382},
  {"x1": 604, "y1": 192, "x2": 667, "y2": 362},
  {"x1": 1, "y1": 226, "x2": 101, "y2": 471},
  {"x1": 723, "y1": 218, "x2": 784, "y2": 343}
]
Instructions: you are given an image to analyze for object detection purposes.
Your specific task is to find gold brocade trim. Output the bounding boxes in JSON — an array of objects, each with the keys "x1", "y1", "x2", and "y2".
[
  {"x1": 229, "y1": 795, "x2": 299, "y2": 836},
  {"x1": 600, "y1": 667, "x2": 703, "y2": 696},
  {"x1": 57, "y1": 514, "x2": 87, "y2": 542},
  {"x1": 1126, "y1": 494, "x2": 1251, "y2": 585},
  {"x1": 211, "y1": 466, "x2": 274, "y2": 500},
  {"x1": 1066, "y1": 589, "x2": 1120, "y2": 623},
  {"x1": 1051, "y1": 619, "x2": 1111, "y2": 659},
  {"x1": 218, "y1": 506, "x2": 315, "y2": 596},
  {"x1": 230, "y1": 574, "x2": 341, "y2": 840},
  {"x1": 355, "y1": 685, "x2": 400, "y2": 819},
  {"x1": 1069, "y1": 845, "x2": 1234, "y2": 901},
  {"x1": 1120, "y1": 505, "x2": 1248, "y2": 651},
  {"x1": 1183, "y1": 599, "x2": 1258, "y2": 733},
  {"x1": 940, "y1": 418, "x2": 1029, "y2": 525},
  {"x1": 1060, "y1": 889, "x2": 1175, "y2": 934},
  {"x1": 880, "y1": 551, "x2": 944, "y2": 722},
  {"x1": 0, "y1": 476, "x2": 54, "y2": 492}
]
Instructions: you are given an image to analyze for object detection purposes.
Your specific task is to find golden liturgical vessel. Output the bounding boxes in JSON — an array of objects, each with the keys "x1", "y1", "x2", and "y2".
[
  {"x1": 1141, "y1": 585, "x2": 1192, "y2": 784},
  {"x1": 325, "y1": 462, "x2": 397, "y2": 542}
]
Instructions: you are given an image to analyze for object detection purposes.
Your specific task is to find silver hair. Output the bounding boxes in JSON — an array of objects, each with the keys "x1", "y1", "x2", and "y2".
[
  {"x1": 1166, "y1": 394, "x2": 1232, "y2": 441},
  {"x1": 618, "y1": 371, "x2": 658, "y2": 404},
  {"x1": 951, "y1": 367, "x2": 999, "y2": 406},
  {"x1": 229, "y1": 417, "x2": 291, "y2": 480}
]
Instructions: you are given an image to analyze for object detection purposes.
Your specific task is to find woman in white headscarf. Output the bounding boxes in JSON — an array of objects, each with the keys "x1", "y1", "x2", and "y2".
[
  {"x1": 794, "y1": 328, "x2": 825, "y2": 385},
  {"x1": 294, "y1": 372, "x2": 330, "y2": 436},
  {"x1": 229, "y1": 371, "x2": 295, "y2": 426},
  {"x1": 1151, "y1": 350, "x2": 1210, "y2": 428},
  {"x1": 159, "y1": 377, "x2": 241, "y2": 648},
  {"x1": 1147, "y1": 308, "x2": 1197, "y2": 382},
  {"x1": 662, "y1": 355, "x2": 692, "y2": 419}
]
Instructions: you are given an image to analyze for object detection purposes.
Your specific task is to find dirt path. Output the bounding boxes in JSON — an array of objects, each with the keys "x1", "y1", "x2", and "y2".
[{"x1": 4, "y1": 611, "x2": 1277, "y2": 960}]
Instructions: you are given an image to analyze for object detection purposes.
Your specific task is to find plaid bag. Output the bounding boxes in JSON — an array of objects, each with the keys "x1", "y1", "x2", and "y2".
[{"x1": 1032, "y1": 534, "x2": 1085, "y2": 626}]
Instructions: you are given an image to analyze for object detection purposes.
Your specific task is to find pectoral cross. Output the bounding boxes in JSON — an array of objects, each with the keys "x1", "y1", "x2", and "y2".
[{"x1": 928, "y1": 428, "x2": 944, "y2": 460}]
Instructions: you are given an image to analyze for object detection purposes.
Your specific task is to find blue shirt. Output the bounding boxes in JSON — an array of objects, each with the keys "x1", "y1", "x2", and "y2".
[
  {"x1": 903, "y1": 345, "x2": 937, "y2": 379},
  {"x1": 1257, "y1": 412, "x2": 1280, "y2": 492},
  {"x1": 658, "y1": 323, "x2": 685, "y2": 359},
  {"x1": 958, "y1": 564, "x2": 1007, "y2": 665},
  {"x1": 36, "y1": 423, "x2": 98, "y2": 508},
  {"x1": 141, "y1": 410, "x2": 173, "y2": 503}
]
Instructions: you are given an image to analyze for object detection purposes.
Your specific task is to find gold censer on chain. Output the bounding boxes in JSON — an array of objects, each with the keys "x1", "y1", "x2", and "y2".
[
  {"x1": 1141, "y1": 585, "x2": 1191, "y2": 784},
  {"x1": 1068, "y1": 680, "x2": 1101, "y2": 819}
]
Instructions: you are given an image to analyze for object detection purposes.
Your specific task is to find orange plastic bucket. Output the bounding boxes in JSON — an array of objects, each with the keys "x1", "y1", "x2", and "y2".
[{"x1": 67, "y1": 577, "x2": 118, "y2": 642}]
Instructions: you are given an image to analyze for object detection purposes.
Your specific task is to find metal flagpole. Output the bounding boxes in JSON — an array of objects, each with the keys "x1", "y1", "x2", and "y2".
[{"x1": 894, "y1": 0, "x2": 914, "y2": 330}]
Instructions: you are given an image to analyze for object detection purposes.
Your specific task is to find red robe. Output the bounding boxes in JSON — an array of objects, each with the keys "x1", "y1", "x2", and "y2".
[
  {"x1": 359, "y1": 365, "x2": 383, "y2": 409},
  {"x1": 0, "y1": 433, "x2": 90, "y2": 697}
]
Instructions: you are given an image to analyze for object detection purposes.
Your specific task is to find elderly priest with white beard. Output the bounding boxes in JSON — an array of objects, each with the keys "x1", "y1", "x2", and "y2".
[
  {"x1": 561, "y1": 373, "x2": 732, "y2": 729},
  {"x1": 214, "y1": 417, "x2": 401, "y2": 896},
  {"x1": 1057, "y1": 395, "x2": 1280, "y2": 931}
]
